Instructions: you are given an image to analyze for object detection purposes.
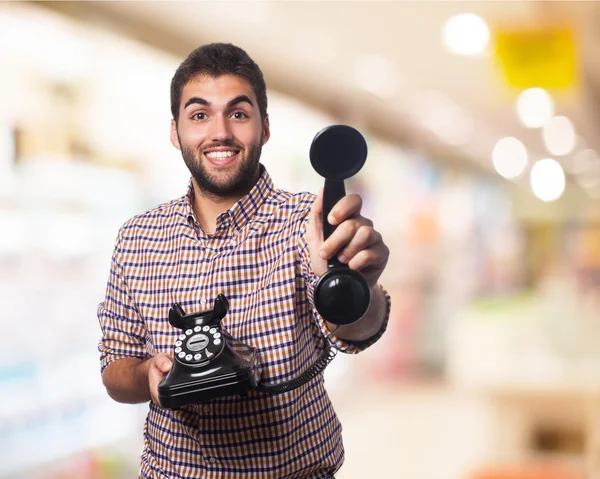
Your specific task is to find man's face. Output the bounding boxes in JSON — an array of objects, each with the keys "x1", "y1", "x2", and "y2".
[{"x1": 171, "y1": 74, "x2": 270, "y2": 198}]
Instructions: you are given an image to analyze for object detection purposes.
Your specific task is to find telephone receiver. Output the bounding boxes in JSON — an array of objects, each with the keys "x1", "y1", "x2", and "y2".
[{"x1": 310, "y1": 125, "x2": 371, "y2": 326}]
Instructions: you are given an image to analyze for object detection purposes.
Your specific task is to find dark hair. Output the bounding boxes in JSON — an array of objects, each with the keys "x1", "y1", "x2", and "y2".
[{"x1": 170, "y1": 43, "x2": 268, "y2": 123}]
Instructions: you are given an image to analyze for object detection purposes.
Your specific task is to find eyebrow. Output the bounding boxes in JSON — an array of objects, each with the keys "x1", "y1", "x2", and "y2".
[{"x1": 184, "y1": 95, "x2": 254, "y2": 110}]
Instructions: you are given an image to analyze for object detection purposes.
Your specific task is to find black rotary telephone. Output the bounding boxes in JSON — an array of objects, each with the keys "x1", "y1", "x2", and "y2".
[{"x1": 158, "y1": 125, "x2": 371, "y2": 410}]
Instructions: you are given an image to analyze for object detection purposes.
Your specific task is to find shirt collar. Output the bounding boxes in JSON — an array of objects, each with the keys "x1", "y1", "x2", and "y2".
[{"x1": 183, "y1": 164, "x2": 274, "y2": 233}]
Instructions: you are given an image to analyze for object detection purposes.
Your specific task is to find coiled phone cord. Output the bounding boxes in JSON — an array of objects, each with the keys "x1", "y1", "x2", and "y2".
[{"x1": 255, "y1": 325, "x2": 340, "y2": 395}]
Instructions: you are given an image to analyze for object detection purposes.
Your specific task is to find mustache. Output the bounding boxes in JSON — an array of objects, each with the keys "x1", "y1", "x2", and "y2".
[{"x1": 201, "y1": 141, "x2": 242, "y2": 152}]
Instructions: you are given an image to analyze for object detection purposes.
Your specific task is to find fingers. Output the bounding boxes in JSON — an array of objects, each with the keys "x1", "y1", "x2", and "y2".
[
  {"x1": 319, "y1": 215, "x2": 389, "y2": 287},
  {"x1": 319, "y1": 217, "x2": 373, "y2": 261},
  {"x1": 311, "y1": 191, "x2": 389, "y2": 284},
  {"x1": 322, "y1": 223, "x2": 387, "y2": 271},
  {"x1": 346, "y1": 242, "x2": 389, "y2": 273},
  {"x1": 327, "y1": 193, "x2": 362, "y2": 226},
  {"x1": 338, "y1": 226, "x2": 381, "y2": 264}
]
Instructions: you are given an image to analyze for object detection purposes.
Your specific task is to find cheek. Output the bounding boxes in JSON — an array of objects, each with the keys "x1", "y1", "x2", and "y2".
[
  {"x1": 178, "y1": 126, "x2": 206, "y2": 147},
  {"x1": 236, "y1": 123, "x2": 263, "y2": 146}
]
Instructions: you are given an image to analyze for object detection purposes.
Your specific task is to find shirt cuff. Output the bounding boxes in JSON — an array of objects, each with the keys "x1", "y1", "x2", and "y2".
[
  {"x1": 307, "y1": 271, "x2": 391, "y2": 354},
  {"x1": 99, "y1": 348, "x2": 148, "y2": 376},
  {"x1": 341, "y1": 283, "x2": 391, "y2": 349},
  {"x1": 97, "y1": 304, "x2": 149, "y2": 375}
]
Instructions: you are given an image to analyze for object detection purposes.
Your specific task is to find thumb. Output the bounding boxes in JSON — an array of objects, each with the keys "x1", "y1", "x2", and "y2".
[
  {"x1": 156, "y1": 354, "x2": 173, "y2": 373},
  {"x1": 161, "y1": 359, "x2": 172, "y2": 372}
]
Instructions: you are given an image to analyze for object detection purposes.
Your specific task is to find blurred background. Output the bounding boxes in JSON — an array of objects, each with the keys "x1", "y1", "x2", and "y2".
[{"x1": 2, "y1": 1, "x2": 600, "y2": 478}]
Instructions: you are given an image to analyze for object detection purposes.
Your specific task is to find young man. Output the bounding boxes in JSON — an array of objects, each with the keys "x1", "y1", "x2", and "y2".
[{"x1": 98, "y1": 43, "x2": 391, "y2": 478}]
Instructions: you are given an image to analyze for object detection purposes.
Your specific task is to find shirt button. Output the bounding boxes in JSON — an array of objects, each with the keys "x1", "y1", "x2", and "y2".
[
  {"x1": 200, "y1": 298, "x2": 207, "y2": 306},
  {"x1": 208, "y1": 457, "x2": 217, "y2": 464},
  {"x1": 203, "y1": 405, "x2": 210, "y2": 413}
]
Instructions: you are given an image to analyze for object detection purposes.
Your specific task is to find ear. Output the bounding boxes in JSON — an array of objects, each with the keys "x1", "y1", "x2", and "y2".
[
  {"x1": 261, "y1": 115, "x2": 270, "y2": 146},
  {"x1": 170, "y1": 119, "x2": 181, "y2": 151}
]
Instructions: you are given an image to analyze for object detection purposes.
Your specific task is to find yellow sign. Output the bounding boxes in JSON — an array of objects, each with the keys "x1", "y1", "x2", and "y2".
[{"x1": 494, "y1": 26, "x2": 576, "y2": 90}]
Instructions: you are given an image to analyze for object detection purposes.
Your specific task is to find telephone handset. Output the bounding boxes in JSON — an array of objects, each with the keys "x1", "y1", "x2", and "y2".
[
  {"x1": 158, "y1": 125, "x2": 370, "y2": 410},
  {"x1": 310, "y1": 124, "x2": 371, "y2": 325}
]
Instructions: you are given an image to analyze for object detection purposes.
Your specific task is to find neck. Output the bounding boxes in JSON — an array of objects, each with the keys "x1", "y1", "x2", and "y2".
[{"x1": 190, "y1": 171, "x2": 260, "y2": 234}]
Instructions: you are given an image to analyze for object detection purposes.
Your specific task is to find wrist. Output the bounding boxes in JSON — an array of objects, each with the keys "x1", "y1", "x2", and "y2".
[{"x1": 369, "y1": 283, "x2": 385, "y2": 311}]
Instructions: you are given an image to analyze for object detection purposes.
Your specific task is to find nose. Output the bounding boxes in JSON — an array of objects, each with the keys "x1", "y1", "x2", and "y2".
[{"x1": 208, "y1": 114, "x2": 233, "y2": 143}]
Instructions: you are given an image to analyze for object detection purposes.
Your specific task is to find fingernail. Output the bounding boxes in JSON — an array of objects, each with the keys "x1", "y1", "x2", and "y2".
[
  {"x1": 328, "y1": 214, "x2": 335, "y2": 224},
  {"x1": 319, "y1": 249, "x2": 328, "y2": 259},
  {"x1": 338, "y1": 254, "x2": 347, "y2": 264}
]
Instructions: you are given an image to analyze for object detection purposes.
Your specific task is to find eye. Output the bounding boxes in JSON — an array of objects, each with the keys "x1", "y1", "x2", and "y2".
[
  {"x1": 231, "y1": 111, "x2": 248, "y2": 120},
  {"x1": 192, "y1": 112, "x2": 207, "y2": 121}
]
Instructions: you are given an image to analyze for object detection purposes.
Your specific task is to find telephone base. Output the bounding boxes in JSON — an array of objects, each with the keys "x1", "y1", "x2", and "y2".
[{"x1": 158, "y1": 368, "x2": 259, "y2": 410}]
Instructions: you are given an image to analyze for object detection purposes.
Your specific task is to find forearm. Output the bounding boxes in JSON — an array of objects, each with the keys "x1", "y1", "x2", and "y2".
[
  {"x1": 102, "y1": 357, "x2": 151, "y2": 404},
  {"x1": 326, "y1": 283, "x2": 387, "y2": 342}
]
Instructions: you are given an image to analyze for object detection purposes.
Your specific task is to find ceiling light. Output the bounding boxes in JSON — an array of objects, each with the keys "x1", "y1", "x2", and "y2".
[
  {"x1": 442, "y1": 13, "x2": 490, "y2": 56},
  {"x1": 492, "y1": 137, "x2": 528, "y2": 179},
  {"x1": 530, "y1": 158, "x2": 565, "y2": 202},
  {"x1": 543, "y1": 116, "x2": 576, "y2": 156},
  {"x1": 516, "y1": 88, "x2": 554, "y2": 128}
]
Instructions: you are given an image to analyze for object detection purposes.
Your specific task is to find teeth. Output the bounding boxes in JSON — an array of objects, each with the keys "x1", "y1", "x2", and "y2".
[{"x1": 206, "y1": 151, "x2": 236, "y2": 159}]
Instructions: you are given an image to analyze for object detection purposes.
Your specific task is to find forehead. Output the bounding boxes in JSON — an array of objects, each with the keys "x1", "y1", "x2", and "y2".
[{"x1": 181, "y1": 74, "x2": 257, "y2": 106}]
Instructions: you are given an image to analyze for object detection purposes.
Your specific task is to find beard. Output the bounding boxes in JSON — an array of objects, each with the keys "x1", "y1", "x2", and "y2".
[{"x1": 180, "y1": 135, "x2": 263, "y2": 198}]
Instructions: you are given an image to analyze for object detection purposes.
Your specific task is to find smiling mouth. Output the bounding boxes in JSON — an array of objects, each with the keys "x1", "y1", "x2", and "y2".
[{"x1": 204, "y1": 150, "x2": 239, "y2": 160}]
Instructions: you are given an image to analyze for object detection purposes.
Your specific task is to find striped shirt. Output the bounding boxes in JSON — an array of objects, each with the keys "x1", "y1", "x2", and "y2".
[{"x1": 97, "y1": 165, "x2": 390, "y2": 478}]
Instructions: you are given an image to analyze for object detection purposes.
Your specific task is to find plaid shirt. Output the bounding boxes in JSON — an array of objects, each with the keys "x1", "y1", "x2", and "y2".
[{"x1": 97, "y1": 166, "x2": 390, "y2": 478}]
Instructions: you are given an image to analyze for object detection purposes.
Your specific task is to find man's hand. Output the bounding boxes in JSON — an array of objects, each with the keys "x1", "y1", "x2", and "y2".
[
  {"x1": 307, "y1": 188, "x2": 389, "y2": 288},
  {"x1": 102, "y1": 353, "x2": 173, "y2": 405},
  {"x1": 148, "y1": 352, "x2": 173, "y2": 405}
]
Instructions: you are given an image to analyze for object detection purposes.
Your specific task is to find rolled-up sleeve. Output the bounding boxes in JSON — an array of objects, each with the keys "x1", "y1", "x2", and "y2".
[
  {"x1": 97, "y1": 228, "x2": 148, "y2": 375},
  {"x1": 298, "y1": 211, "x2": 390, "y2": 354}
]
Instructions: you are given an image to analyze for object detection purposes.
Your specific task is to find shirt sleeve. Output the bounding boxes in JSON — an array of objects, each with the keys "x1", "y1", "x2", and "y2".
[
  {"x1": 297, "y1": 205, "x2": 391, "y2": 354},
  {"x1": 97, "y1": 226, "x2": 148, "y2": 375}
]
